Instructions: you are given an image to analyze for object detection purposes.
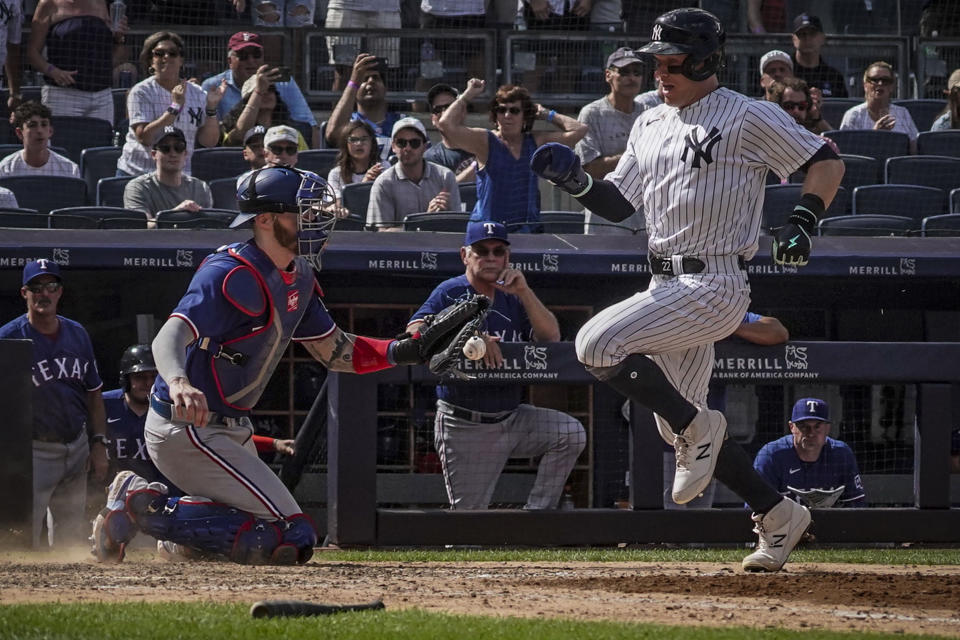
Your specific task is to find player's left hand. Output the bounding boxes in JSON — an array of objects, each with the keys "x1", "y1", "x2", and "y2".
[
  {"x1": 772, "y1": 223, "x2": 811, "y2": 266},
  {"x1": 88, "y1": 443, "x2": 109, "y2": 482}
]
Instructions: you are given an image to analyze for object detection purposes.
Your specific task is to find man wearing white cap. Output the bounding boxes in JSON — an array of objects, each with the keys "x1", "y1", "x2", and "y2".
[
  {"x1": 263, "y1": 125, "x2": 302, "y2": 168},
  {"x1": 759, "y1": 49, "x2": 793, "y2": 99},
  {"x1": 367, "y1": 117, "x2": 459, "y2": 231}
]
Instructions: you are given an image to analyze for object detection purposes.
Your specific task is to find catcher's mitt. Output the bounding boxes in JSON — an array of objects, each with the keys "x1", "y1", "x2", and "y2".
[
  {"x1": 427, "y1": 304, "x2": 490, "y2": 379},
  {"x1": 392, "y1": 294, "x2": 491, "y2": 367}
]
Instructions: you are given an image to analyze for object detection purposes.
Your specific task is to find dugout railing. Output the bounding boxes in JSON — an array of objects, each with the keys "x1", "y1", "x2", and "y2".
[{"x1": 317, "y1": 341, "x2": 960, "y2": 547}]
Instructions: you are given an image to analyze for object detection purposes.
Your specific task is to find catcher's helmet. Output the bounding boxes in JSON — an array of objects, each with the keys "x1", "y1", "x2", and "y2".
[
  {"x1": 119, "y1": 344, "x2": 157, "y2": 391},
  {"x1": 636, "y1": 8, "x2": 725, "y2": 82}
]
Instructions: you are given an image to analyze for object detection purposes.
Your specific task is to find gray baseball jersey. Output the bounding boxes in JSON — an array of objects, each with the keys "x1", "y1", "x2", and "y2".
[{"x1": 576, "y1": 87, "x2": 824, "y2": 439}]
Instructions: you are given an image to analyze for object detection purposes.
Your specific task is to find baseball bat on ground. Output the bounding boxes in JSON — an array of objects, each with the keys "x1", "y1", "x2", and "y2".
[{"x1": 250, "y1": 599, "x2": 385, "y2": 618}]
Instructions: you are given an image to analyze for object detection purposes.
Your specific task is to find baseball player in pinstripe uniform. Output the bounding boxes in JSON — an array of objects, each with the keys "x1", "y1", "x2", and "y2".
[{"x1": 531, "y1": 8, "x2": 845, "y2": 572}]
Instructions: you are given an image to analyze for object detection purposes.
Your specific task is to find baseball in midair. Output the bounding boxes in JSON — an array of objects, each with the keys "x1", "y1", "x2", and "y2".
[{"x1": 462, "y1": 336, "x2": 486, "y2": 360}]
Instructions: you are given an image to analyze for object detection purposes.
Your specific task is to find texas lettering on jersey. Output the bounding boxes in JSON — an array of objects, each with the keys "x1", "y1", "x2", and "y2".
[{"x1": 32, "y1": 356, "x2": 92, "y2": 387}]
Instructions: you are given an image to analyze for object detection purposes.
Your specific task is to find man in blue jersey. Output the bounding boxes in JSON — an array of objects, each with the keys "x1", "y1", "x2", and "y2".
[
  {"x1": 754, "y1": 397, "x2": 866, "y2": 508},
  {"x1": 407, "y1": 221, "x2": 586, "y2": 510},
  {"x1": 0, "y1": 259, "x2": 108, "y2": 547}
]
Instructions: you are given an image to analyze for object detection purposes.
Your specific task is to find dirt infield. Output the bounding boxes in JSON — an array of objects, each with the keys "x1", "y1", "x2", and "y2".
[{"x1": 3, "y1": 549, "x2": 960, "y2": 637}]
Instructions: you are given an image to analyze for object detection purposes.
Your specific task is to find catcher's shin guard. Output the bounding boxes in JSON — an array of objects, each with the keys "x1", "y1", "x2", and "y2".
[{"x1": 90, "y1": 470, "x2": 160, "y2": 562}]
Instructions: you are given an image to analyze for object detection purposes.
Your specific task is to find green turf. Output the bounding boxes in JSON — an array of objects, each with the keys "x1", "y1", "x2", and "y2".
[{"x1": 0, "y1": 603, "x2": 939, "y2": 640}]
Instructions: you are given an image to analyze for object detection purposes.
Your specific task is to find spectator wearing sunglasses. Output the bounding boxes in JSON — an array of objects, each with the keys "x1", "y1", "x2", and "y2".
[
  {"x1": 0, "y1": 101, "x2": 80, "y2": 178},
  {"x1": 438, "y1": 79, "x2": 586, "y2": 230},
  {"x1": 840, "y1": 61, "x2": 918, "y2": 152},
  {"x1": 118, "y1": 31, "x2": 225, "y2": 177},
  {"x1": 327, "y1": 119, "x2": 382, "y2": 211},
  {"x1": 576, "y1": 48, "x2": 649, "y2": 235},
  {"x1": 123, "y1": 126, "x2": 213, "y2": 223},
  {"x1": 424, "y1": 83, "x2": 475, "y2": 181},
  {"x1": 220, "y1": 72, "x2": 307, "y2": 148},
  {"x1": 930, "y1": 68, "x2": 960, "y2": 131},
  {"x1": 202, "y1": 32, "x2": 319, "y2": 147},
  {"x1": 769, "y1": 77, "x2": 832, "y2": 135},
  {"x1": 367, "y1": 117, "x2": 459, "y2": 231},
  {"x1": 263, "y1": 125, "x2": 304, "y2": 167},
  {"x1": 0, "y1": 259, "x2": 109, "y2": 549}
]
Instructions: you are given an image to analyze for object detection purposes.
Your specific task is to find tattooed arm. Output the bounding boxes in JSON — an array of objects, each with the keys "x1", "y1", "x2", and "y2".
[{"x1": 302, "y1": 327, "x2": 358, "y2": 372}]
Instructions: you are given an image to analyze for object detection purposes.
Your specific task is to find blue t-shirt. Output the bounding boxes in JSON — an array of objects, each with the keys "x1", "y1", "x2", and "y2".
[
  {"x1": 472, "y1": 131, "x2": 540, "y2": 228},
  {"x1": 0, "y1": 314, "x2": 102, "y2": 441},
  {"x1": 202, "y1": 70, "x2": 317, "y2": 125},
  {"x1": 753, "y1": 435, "x2": 866, "y2": 507},
  {"x1": 103, "y1": 388, "x2": 169, "y2": 483},
  {"x1": 410, "y1": 275, "x2": 533, "y2": 413}
]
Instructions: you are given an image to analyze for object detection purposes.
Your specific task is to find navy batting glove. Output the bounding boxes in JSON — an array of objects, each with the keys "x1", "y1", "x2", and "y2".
[{"x1": 530, "y1": 142, "x2": 592, "y2": 197}]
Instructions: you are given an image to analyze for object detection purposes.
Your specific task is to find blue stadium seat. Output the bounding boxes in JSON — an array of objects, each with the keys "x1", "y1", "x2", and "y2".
[
  {"x1": 49, "y1": 206, "x2": 148, "y2": 229},
  {"x1": 921, "y1": 213, "x2": 960, "y2": 237},
  {"x1": 297, "y1": 149, "x2": 338, "y2": 177},
  {"x1": 884, "y1": 155, "x2": 960, "y2": 195},
  {"x1": 839, "y1": 154, "x2": 881, "y2": 195},
  {"x1": 536, "y1": 210, "x2": 587, "y2": 233},
  {"x1": 208, "y1": 177, "x2": 240, "y2": 211},
  {"x1": 402, "y1": 212, "x2": 469, "y2": 232},
  {"x1": 916, "y1": 131, "x2": 960, "y2": 158},
  {"x1": 953, "y1": 188, "x2": 960, "y2": 214},
  {"x1": 112, "y1": 88, "x2": 129, "y2": 128},
  {"x1": 334, "y1": 214, "x2": 366, "y2": 230},
  {"x1": 51, "y1": 116, "x2": 115, "y2": 164},
  {"x1": 80, "y1": 146, "x2": 122, "y2": 205},
  {"x1": 892, "y1": 99, "x2": 947, "y2": 132},
  {"x1": 819, "y1": 99, "x2": 861, "y2": 129},
  {"x1": 341, "y1": 181, "x2": 373, "y2": 221},
  {"x1": 851, "y1": 184, "x2": 946, "y2": 221},
  {"x1": 190, "y1": 147, "x2": 249, "y2": 182},
  {"x1": 762, "y1": 184, "x2": 848, "y2": 230},
  {"x1": 97, "y1": 176, "x2": 133, "y2": 207},
  {"x1": 0, "y1": 176, "x2": 86, "y2": 214},
  {"x1": 155, "y1": 208, "x2": 236, "y2": 229},
  {"x1": 817, "y1": 214, "x2": 915, "y2": 236},
  {"x1": 458, "y1": 182, "x2": 477, "y2": 211},
  {"x1": 0, "y1": 207, "x2": 46, "y2": 229},
  {"x1": 822, "y1": 130, "x2": 909, "y2": 163}
]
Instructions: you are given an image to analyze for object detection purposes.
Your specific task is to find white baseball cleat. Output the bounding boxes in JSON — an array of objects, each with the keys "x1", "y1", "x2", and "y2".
[
  {"x1": 672, "y1": 408, "x2": 726, "y2": 504},
  {"x1": 157, "y1": 540, "x2": 203, "y2": 562},
  {"x1": 90, "y1": 471, "x2": 149, "y2": 562},
  {"x1": 741, "y1": 498, "x2": 812, "y2": 572}
]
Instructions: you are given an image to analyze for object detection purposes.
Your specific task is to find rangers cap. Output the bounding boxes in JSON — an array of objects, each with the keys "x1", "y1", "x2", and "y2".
[
  {"x1": 791, "y1": 398, "x2": 829, "y2": 423},
  {"x1": 23, "y1": 259, "x2": 61, "y2": 285},
  {"x1": 760, "y1": 50, "x2": 793, "y2": 75},
  {"x1": 464, "y1": 221, "x2": 509, "y2": 246}
]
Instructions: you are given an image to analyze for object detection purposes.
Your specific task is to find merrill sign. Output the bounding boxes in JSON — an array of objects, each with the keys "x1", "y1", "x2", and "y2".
[{"x1": 713, "y1": 345, "x2": 819, "y2": 380}]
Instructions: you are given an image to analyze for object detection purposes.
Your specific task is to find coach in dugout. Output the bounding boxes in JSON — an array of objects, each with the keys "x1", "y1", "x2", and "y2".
[{"x1": 753, "y1": 397, "x2": 866, "y2": 508}]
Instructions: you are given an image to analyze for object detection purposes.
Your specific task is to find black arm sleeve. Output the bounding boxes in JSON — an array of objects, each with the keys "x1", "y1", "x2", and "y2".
[
  {"x1": 798, "y1": 140, "x2": 840, "y2": 173},
  {"x1": 576, "y1": 179, "x2": 637, "y2": 223}
]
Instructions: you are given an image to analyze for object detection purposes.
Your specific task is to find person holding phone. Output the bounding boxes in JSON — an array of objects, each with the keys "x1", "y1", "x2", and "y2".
[
  {"x1": 202, "y1": 32, "x2": 319, "y2": 148},
  {"x1": 219, "y1": 68, "x2": 307, "y2": 148},
  {"x1": 118, "y1": 31, "x2": 224, "y2": 177}
]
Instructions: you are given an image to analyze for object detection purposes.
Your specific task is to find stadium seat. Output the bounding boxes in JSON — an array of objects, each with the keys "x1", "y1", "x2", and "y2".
[
  {"x1": 821, "y1": 130, "x2": 909, "y2": 163},
  {"x1": 953, "y1": 188, "x2": 960, "y2": 214},
  {"x1": 536, "y1": 210, "x2": 588, "y2": 233},
  {"x1": 49, "y1": 206, "x2": 148, "y2": 229},
  {"x1": 852, "y1": 184, "x2": 946, "y2": 222},
  {"x1": 884, "y1": 155, "x2": 960, "y2": 195},
  {"x1": 0, "y1": 175, "x2": 86, "y2": 214},
  {"x1": 817, "y1": 214, "x2": 915, "y2": 236},
  {"x1": 155, "y1": 208, "x2": 236, "y2": 229},
  {"x1": 839, "y1": 154, "x2": 881, "y2": 195},
  {"x1": 458, "y1": 182, "x2": 477, "y2": 211},
  {"x1": 51, "y1": 116, "x2": 115, "y2": 164},
  {"x1": 112, "y1": 88, "x2": 129, "y2": 128},
  {"x1": 297, "y1": 149, "x2": 338, "y2": 177},
  {"x1": 916, "y1": 130, "x2": 960, "y2": 158},
  {"x1": 0, "y1": 207, "x2": 46, "y2": 228},
  {"x1": 341, "y1": 181, "x2": 373, "y2": 220},
  {"x1": 208, "y1": 177, "x2": 240, "y2": 211},
  {"x1": 402, "y1": 212, "x2": 469, "y2": 232},
  {"x1": 80, "y1": 146, "x2": 123, "y2": 204},
  {"x1": 334, "y1": 213, "x2": 366, "y2": 230},
  {"x1": 819, "y1": 99, "x2": 861, "y2": 128},
  {"x1": 190, "y1": 147, "x2": 249, "y2": 182},
  {"x1": 921, "y1": 213, "x2": 960, "y2": 237},
  {"x1": 97, "y1": 176, "x2": 133, "y2": 207},
  {"x1": 892, "y1": 99, "x2": 947, "y2": 132},
  {"x1": 762, "y1": 184, "x2": 848, "y2": 230}
]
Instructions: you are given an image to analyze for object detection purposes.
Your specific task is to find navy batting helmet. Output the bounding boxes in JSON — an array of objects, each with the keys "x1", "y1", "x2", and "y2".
[
  {"x1": 636, "y1": 8, "x2": 725, "y2": 82},
  {"x1": 119, "y1": 344, "x2": 157, "y2": 391}
]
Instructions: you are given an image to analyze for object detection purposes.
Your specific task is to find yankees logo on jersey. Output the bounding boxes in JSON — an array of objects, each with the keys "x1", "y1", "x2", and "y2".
[{"x1": 681, "y1": 126, "x2": 722, "y2": 168}]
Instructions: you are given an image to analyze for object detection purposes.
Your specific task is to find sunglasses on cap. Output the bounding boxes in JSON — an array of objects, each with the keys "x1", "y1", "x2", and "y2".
[
  {"x1": 471, "y1": 245, "x2": 507, "y2": 257},
  {"x1": 866, "y1": 76, "x2": 893, "y2": 86},
  {"x1": 268, "y1": 144, "x2": 298, "y2": 155},
  {"x1": 431, "y1": 102, "x2": 453, "y2": 115},
  {"x1": 157, "y1": 142, "x2": 186, "y2": 153},
  {"x1": 234, "y1": 49, "x2": 263, "y2": 61},
  {"x1": 495, "y1": 105, "x2": 522, "y2": 115},
  {"x1": 782, "y1": 101, "x2": 808, "y2": 111},
  {"x1": 394, "y1": 138, "x2": 423, "y2": 149},
  {"x1": 26, "y1": 281, "x2": 62, "y2": 294},
  {"x1": 152, "y1": 48, "x2": 180, "y2": 59}
]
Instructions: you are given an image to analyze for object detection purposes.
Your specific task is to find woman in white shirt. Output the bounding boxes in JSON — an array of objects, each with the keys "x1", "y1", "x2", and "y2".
[
  {"x1": 117, "y1": 31, "x2": 224, "y2": 176},
  {"x1": 839, "y1": 61, "x2": 918, "y2": 153},
  {"x1": 326, "y1": 120, "x2": 383, "y2": 215}
]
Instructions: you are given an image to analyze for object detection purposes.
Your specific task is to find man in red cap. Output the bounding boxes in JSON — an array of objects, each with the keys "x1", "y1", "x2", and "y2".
[{"x1": 202, "y1": 31, "x2": 320, "y2": 147}]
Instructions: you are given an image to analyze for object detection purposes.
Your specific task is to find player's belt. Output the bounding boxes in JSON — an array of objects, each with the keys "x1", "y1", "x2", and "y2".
[
  {"x1": 149, "y1": 394, "x2": 251, "y2": 429},
  {"x1": 648, "y1": 254, "x2": 746, "y2": 276},
  {"x1": 440, "y1": 404, "x2": 515, "y2": 424}
]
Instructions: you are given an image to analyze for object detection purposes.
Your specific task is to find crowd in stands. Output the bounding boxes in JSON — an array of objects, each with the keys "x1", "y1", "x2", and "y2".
[{"x1": 0, "y1": 5, "x2": 957, "y2": 233}]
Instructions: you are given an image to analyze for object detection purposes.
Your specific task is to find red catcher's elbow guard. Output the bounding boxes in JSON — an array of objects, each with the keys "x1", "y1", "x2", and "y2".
[{"x1": 352, "y1": 336, "x2": 394, "y2": 374}]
